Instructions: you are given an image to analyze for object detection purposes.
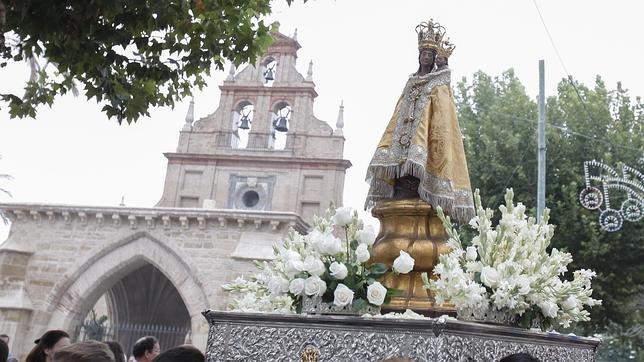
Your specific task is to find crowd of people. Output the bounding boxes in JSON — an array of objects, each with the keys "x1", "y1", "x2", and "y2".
[{"x1": 0, "y1": 331, "x2": 204, "y2": 362}]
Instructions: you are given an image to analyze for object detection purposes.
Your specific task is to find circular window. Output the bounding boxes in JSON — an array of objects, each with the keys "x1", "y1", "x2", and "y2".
[{"x1": 242, "y1": 190, "x2": 260, "y2": 208}]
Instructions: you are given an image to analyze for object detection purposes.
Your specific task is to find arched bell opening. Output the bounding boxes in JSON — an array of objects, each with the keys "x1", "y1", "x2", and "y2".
[
  {"x1": 271, "y1": 101, "x2": 291, "y2": 150},
  {"x1": 262, "y1": 57, "x2": 277, "y2": 86},
  {"x1": 232, "y1": 101, "x2": 254, "y2": 149}
]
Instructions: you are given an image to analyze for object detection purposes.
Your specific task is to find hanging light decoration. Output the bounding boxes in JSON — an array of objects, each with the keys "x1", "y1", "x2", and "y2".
[{"x1": 579, "y1": 160, "x2": 643, "y2": 232}]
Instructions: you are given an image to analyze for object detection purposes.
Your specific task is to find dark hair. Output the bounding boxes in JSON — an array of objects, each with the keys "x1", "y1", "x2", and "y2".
[
  {"x1": 152, "y1": 345, "x2": 204, "y2": 362},
  {"x1": 52, "y1": 341, "x2": 114, "y2": 362},
  {"x1": 499, "y1": 352, "x2": 540, "y2": 362},
  {"x1": 0, "y1": 334, "x2": 8, "y2": 340},
  {"x1": 132, "y1": 336, "x2": 158, "y2": 359},
  {"x1": 105, "y1": 341, "x2": 126, "y2": 362},
  {"x1": 0, "y1": 339, "x2": 9, "y2": 362},
  {"x1": 26, "y1": 330, "x2": 70, "y2": 362}
]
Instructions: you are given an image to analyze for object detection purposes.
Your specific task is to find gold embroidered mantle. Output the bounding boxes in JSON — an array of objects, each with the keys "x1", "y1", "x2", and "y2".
[{"x1": 365, "y1": 68, "x2": 475, "y2": 224}]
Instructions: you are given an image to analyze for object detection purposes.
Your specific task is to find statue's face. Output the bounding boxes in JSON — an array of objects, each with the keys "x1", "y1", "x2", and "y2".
[
  {"x1": 436, "y1": 56, "x2": 447, "y2": 67},
  {"x1": 419, "y1": 50, "x2": 435, "y2": 66}
]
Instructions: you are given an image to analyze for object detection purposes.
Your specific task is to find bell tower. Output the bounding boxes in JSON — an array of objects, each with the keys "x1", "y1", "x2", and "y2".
[{"x1": 157, "y1": 27, "x2": 351, "y2": 223}]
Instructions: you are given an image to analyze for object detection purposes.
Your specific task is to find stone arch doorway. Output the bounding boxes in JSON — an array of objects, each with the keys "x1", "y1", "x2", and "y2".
[
  {"x1": 45, "y1": 232, "x2": 209, "y2": 349},
  {"x1": 97, "y1": 263, "x2": 192, "y2": 353}
]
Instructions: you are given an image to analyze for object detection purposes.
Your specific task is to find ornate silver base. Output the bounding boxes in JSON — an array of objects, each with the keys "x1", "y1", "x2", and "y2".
[
  {"x1": 301, "y1": 295, "x2": 381, "y2": 315},
  {"x1": 202, "y1": 310, "x2": 599, "y2": 361}
]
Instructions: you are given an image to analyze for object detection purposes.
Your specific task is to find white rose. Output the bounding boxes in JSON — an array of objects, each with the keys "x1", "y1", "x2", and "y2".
[
  {"x1": 516, "y1": 276, "x2": 531, "y2": 295},
  {"x1": 357, "y1": 225, "x2": 377, "y2": 246},
  {"x1": 355, "y1": 243, "x2": 370, "y2": 263},
  {"x1": 319, "y1": 233, "x2": 343, "y2": 255},
  {"x1": 465, "y1": 246, "x2": 478, "y2": 262},
  {"x1": 329, "y1": 261, "x2": 348, "y2": 280},
  {"x1": 480, "y1": 266, "x2": 500, "y2": 288},
  {"x1": 267, "y1": 276, "x2": 289, "y2": 296},
  {"x1": 367, "y1": 282, "x2": 387, "y2": 306},
  {"x1": 333, "y1": 207, "x2": 353, "y2": 226},
  {"x1": 289, "y1": 278, "x2": 305, "y2": 295},
  {"x1": 333, "y1": 283, "x2": 355, "y2": 307},
  {"x1": 539, "y1": 300, "x2": 559, "y2": 318},
  {"x1": 304, "y1": 276, "x2": 327, "y2": 297},
  {"x1": 303, "y1": 256, "x2": 326, "y2": 276},
  {"x1": 285, "y1": 253, "x2": 304, "y2": 274},
  {"x1": 562, "y1": 296, "x2": 579, "y2": 310},
  {"x1": 393, "y1": 250, "x2": 415, "y2": 274}
]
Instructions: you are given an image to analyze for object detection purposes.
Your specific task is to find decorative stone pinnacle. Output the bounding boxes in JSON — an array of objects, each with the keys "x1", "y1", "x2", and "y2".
[
  {"x1": 183, "y1": 97, "x2": 195, "y2": 130},
  {"x1": 226, "y1": 63, "x2": 236, "y2": 81},
  {"x1": 334, "y1": 100, "x2": 344, "y2": 136},
  {"x1": 293, "y1": 28, "x2": 298, "y2": 41},
  {"x1": 306, "y1": 60, "x2": 313, "y2": 81}
]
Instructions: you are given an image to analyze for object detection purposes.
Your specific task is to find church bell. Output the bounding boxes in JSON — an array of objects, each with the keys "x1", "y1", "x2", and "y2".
[
  {"x1": 238, "y1": 115, "x2": 251, "y2": 130},
  {"x1": 264, "y1": 68, "x2": 275, "y2": 82},
  {"x1": 273, "y1": 116, "x2": 289, "y2": 132}
]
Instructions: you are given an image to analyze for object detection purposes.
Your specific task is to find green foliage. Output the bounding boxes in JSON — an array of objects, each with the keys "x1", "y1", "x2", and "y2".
[
  {"x1": 455, "y1": 70, "x2": 644, "y2": 339},
  {"x1": 0, "y1": 0, "x2": 302, "y2": 123}
]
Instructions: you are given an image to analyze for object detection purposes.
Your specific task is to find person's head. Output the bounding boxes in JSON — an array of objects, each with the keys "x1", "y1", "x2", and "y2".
[
  {"x1": 151, "y1": 345, "x2": 204, "y2": 362},
  {"x1": 132, "y1": 336, "x2": 160, "y2": 362},
  {"x1": 416, "y1": 48, "x2": 437, "y2": 74},
  {"x1": 105, "y1": 341, "x2": 126, "y2": 362},
  {"x1": 0, "y1": 335, "x2": 8, "y2": 345},
  {"x1": 499, "y1": 352, "x2": 540, "y2": 362},
  {"x1": 0, "y1": 339, "x2": 9, "y2": 362},
  {"x1": 26, "y1": 330, "x2": 71, "y2": 362},
  {"x1": 52, "y1": 341, "x2": 115, "y2": 362}
]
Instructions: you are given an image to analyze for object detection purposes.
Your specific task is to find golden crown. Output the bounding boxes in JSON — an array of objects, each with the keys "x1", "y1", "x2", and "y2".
[
  {"x1": 415, "y1": 19, "x2": 455, "y2": 58},
  {"x1": 438, "y1": 38, "x2": 455, "y2": 58}
]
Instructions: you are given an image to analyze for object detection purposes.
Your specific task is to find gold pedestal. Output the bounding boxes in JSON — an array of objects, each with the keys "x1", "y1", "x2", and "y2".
[{"x1": 371, "y1": 198, "x2": 455, "y2": 315}]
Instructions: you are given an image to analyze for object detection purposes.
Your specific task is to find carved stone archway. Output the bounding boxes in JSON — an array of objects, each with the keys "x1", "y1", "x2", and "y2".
[{"x1": 44, "y1": 232, "x2": 210, "y2": 347}]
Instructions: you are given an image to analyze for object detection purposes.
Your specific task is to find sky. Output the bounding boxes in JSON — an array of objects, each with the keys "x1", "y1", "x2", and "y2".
[{"x1": 1, "y1": 0, "x2": 643, "y2": 241}]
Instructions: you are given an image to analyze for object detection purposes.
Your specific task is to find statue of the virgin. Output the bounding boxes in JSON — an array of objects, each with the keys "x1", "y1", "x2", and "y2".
[{"x1": 365, "y1": 19, "x2": 474, "y2": 224}]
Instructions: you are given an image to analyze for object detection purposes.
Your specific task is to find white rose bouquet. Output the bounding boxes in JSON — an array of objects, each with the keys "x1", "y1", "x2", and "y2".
[
  {"x1": 224, "y1": 206, "x2": 411, "y2": 313},
  {"x1": 422, "y1": 189, "x2": 602, "y2": 330}
]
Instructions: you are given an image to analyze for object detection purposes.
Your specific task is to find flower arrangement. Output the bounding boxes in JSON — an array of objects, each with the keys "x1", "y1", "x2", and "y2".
[
  {"x1": 223, "y1": 206, "x2": 413, "y2": 314},
  {"x1": 422, "y1": 189, "x2": 601, "y2": 330}
]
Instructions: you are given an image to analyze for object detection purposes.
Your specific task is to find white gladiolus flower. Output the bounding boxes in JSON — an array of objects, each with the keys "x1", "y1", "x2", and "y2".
[
  {"x1": 393, "y1": 250, "x2": 415, "y2": 274},
  {"x1": 357, "y1": 225, "x2": 377, "y2": 245},
  {"x1": 304, "y1": 276, "x2": 327, "y2": 297},
  {"x1": 303, "y1": 256, "x2": 326, "y2": 276},
  {"x1": 355, "y1": 243, "x2": 370, "y2": 263},
  {"x1": 333, "y1": 283, "x2": 354, "y2": 306},
  {"x1": 333, "y1": 207, "x2": 353, "y2": 226},
  {"x1": 465, "y1": 246, "x2": 478, "y2": 261},
  {"x1": 288, "y1": 278, "x2": 305, "y2": 295},
  {"x1": 367, "y1": 282, "x2": 387, "y2": 306},
  {"x1": 329, "y1": 261, "x2": 348, "y2": 280},
  {"x1": 480, "y1": 266, "x2": 500, "y2": 288}
]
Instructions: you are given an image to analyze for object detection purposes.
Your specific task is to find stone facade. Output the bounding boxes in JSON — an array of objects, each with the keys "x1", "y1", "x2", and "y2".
[{"x1": 0, "y1": 28, "x2": 350, "y2": 358}]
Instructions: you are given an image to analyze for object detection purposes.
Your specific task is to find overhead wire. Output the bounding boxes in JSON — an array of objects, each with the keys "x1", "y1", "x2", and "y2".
[{"x1": 531, "y1": 0, "x2": 644, "y2": 132}]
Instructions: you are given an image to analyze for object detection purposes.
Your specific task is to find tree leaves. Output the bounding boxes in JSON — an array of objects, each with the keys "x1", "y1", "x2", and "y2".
[
  {"x1": 1, "y1": 0, "x2": 282, "y2": 123},
  {"x1": 456, "y1": 70, "x2": 644, "y2": 336}
]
